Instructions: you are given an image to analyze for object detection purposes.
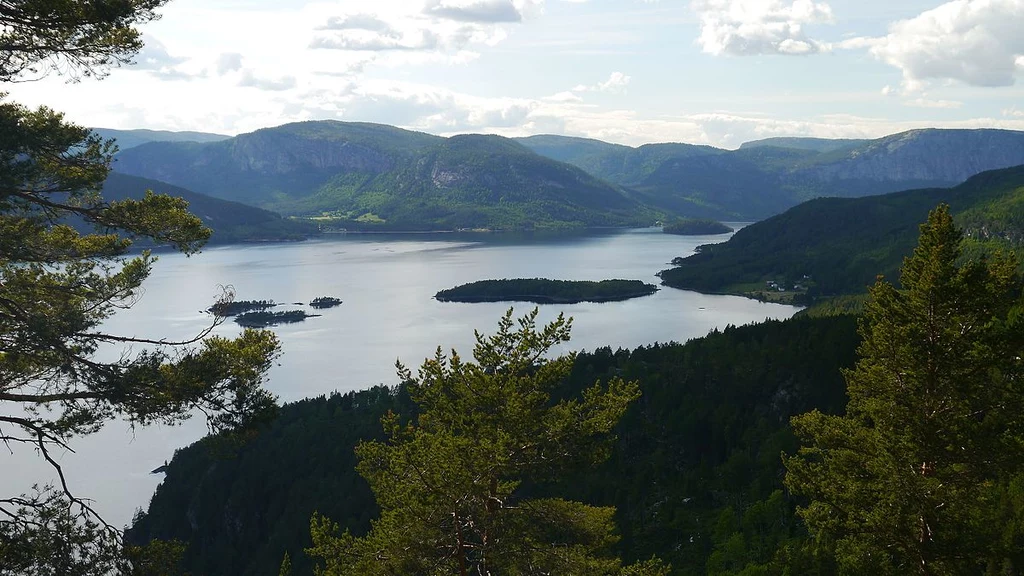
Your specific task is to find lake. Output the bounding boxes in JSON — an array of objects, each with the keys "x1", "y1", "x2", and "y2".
[{"x1": 3, "y1": 227, "x2": 799, "y2": 527}]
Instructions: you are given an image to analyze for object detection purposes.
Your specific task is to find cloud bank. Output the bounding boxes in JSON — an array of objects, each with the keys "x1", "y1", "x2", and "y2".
[
  {"x1": 692, "y1": 0, "x2": 834, "y2": 56},
  {"x1": 845, "y1": 0, "x2": 1024, "y2": 90}
]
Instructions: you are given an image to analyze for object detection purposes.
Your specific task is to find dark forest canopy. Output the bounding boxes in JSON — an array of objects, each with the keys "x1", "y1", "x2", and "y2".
[
  {"x1": 435, "y1": 278, "x2": 659, "y2": 304},
  {"x1": 126, "y1": 314, "x2": 859, "y2": 575}
]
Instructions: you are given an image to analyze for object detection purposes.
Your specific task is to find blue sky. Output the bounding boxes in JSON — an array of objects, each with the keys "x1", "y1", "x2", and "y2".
[{"x1": 7, "y1": 0, "x2": 1024, "y2": 147}]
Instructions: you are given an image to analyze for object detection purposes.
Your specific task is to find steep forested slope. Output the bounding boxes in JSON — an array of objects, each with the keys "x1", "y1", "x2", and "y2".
[
  {"x1": 126, "y1": 315, "x2": 859, "y2": 576},
  {"x1": 100, "y1": 173, "x2": 313, "y2": 243},
  {"x1": 659, "y1": 165, "x2": 1024, "y2": 301}
]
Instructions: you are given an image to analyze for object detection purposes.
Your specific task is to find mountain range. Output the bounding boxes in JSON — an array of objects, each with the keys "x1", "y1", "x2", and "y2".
[{"x1": 104, "y1": 122, "x2": 1024, "y2": 230}]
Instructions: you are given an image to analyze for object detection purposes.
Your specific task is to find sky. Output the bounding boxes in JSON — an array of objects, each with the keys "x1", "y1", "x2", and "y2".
[{"x1": 7, "y1": 0, "x2": 1024, "y2": 148}]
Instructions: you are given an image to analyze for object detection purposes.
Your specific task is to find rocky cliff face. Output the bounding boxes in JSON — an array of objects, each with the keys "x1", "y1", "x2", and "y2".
[
  {"x1": 224, "y1": 131, "x2": 401, "y2": 174},
  {"x1": 797, "y1": 129, "x2": 1024, "y2": 183}
]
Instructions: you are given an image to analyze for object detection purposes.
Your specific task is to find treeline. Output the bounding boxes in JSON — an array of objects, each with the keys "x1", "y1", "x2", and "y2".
[
  {"x1": 435, "y1": 278, "x2": 659, "y2": 304},
  {"x1": 125, "y1": 313, "x2": 858, "y2": 575}
]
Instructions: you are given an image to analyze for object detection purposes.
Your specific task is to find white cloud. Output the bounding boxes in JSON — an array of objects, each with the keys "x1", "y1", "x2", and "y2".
[
  {"x1": 310, "y1": 0, "x2": 537, "y2": 60},
  {"x1": 692, "y1": 0, "x2": 834, "y2": 56},
  {"x1": 238, "y1": 70, "x2": 298, "y2": 91},
  {"x1": 597, "y1": 71, "x2": 631, "y2": 92},
  {"x1": 216, "y1": 53, "x2": 244, "y2": 75},
  {"x1": 543, "y1": 91, "x2": 584, "y2": 103},
  {"x1": 847, "y1": 0, "x2": 1024, "y2": 91},
  {"x1": 425, "y1": 0, "x2": 524, "y2": 23},
  {"x1": 129, "y1": 36, "x2": 205, "y2": 80},
  {"x1": 903, "y1": 97, "x2": 963, "y2": 109},
  {"x1": 572, "y1": 72, "x2": 632, "y2": 93}
]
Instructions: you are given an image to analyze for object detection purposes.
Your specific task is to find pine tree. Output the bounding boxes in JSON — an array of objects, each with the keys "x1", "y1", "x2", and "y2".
[
  {"x1": 2, "y1": 1, "x2": 280, "y2": 572},
  {"x1": 785, "y1": 205, "x2": 1024, "y2": 574},
  {"x1": 308, "y1": 309, "x2": 668, "y2": 576}
]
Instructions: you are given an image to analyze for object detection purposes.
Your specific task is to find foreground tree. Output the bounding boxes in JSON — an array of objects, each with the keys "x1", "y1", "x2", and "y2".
[
  {"x1": 1, "y1": 0, "x2": 280, "y2": 571},
  {"x1": 308, "y1": 309, "x2": 667, "y2": 576},
  {"x1": 0, "y1": 0, "x2": 170, "y2": 82},
  {"x1": 785, "y1": 205, "x2": 1024, "y2": 574}
]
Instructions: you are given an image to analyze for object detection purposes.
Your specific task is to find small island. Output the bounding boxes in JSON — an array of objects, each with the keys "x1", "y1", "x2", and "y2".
[
  {"x1": 235, "y1": 310, "x2": 318, "y2": 328},
  {"x1": 435, "y1": 279, "x2": 659, "y2": 304},
  {"x1": 663, "y1": 218, "x2": 733, "y2": 236},
  {"x1": 208, "y1": 299, "x2": 276, "y2": 316},
  {"x1": 310, "y1": 296, "x2": 343, "y2": 309}
]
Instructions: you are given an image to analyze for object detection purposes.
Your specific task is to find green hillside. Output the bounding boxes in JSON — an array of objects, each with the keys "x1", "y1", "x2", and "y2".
[
  {"x1": 116, "y1": 125, "x2": 658, "y2": 230},
  {"x1": 658, "y1": 165, "x2": 1024, "y2": 302},
  {"x1": 101, "y1": 173, "x2": 314, "y2": 243},
  {"x1": 113, "y1": 121, "x2": 443, "y2": 207}
]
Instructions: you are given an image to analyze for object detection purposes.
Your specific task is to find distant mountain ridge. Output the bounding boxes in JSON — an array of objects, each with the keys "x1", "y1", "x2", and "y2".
[
  {"x1": 92, "y1": 128, "x2": 230, "y2": 152},
  {"x1": 111, "y1": 121, "x2": 1024, "y2": 227},
  {"x1": 738, "y1": 137, "x2": 869, "y2": 153},
  {"x1": 519, "y1": 128, "x2": 1024, "y2": 220}
]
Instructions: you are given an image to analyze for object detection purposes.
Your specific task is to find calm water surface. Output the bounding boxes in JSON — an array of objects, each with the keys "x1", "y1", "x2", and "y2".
[{"x1": 5, "y1": 228, "x2": 798, "y2": 526}]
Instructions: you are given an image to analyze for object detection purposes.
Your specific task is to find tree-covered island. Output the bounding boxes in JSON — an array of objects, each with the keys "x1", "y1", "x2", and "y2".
[
  {"x1": 662, "y1": 218, "x2": 733, "y2": 235},
  {"x1": 235, "y1": 310, "x2": 318, "y2": 328},
  {"x1": 208, "y1": 299, "x2": 277, "y2": 316},
  {"x1": 310, "y1": 296, "x2": 343, "y2": 309},
  {"x1": 435, "y1": 279, "x2": 658, "y2": 304}
]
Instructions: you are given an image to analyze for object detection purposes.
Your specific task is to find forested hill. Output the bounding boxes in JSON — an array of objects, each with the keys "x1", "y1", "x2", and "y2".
[
  {"x1": 101, "y1": 173, "x2": 313, "y2": 243},
  {"x1": 112, "y1": 122, "x2": 656, "y2": 230},
  {"x1": 659, "y1": 164, "x2": 1024, "y2": 302},
  {"x1": 125, "y1": 314, "x2": 859, "y2": 576},
  {"x1": 519, "y1": 128, "x2": 1024, "y2": 220},
  {"x1": 112, "y1": 121, "x2": 442, "y2": 206}
]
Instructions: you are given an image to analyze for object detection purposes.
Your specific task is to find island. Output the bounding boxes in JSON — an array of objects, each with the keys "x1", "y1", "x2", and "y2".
[
  {"x1": 435, "y1": 279, "x2": 659, "y2": 304},
  {"x1": 663, "y1": 218, "x2": 733, "y2": 236},
  {"x1": 208, "y1": 299, "x2": 276, "y2": 316},
  {"x1": 310, "y1": 296, "x2": 343, "y2": 309},
  {"x1": 234, "y1": 310, "x2": 318, "y2": 328}
]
